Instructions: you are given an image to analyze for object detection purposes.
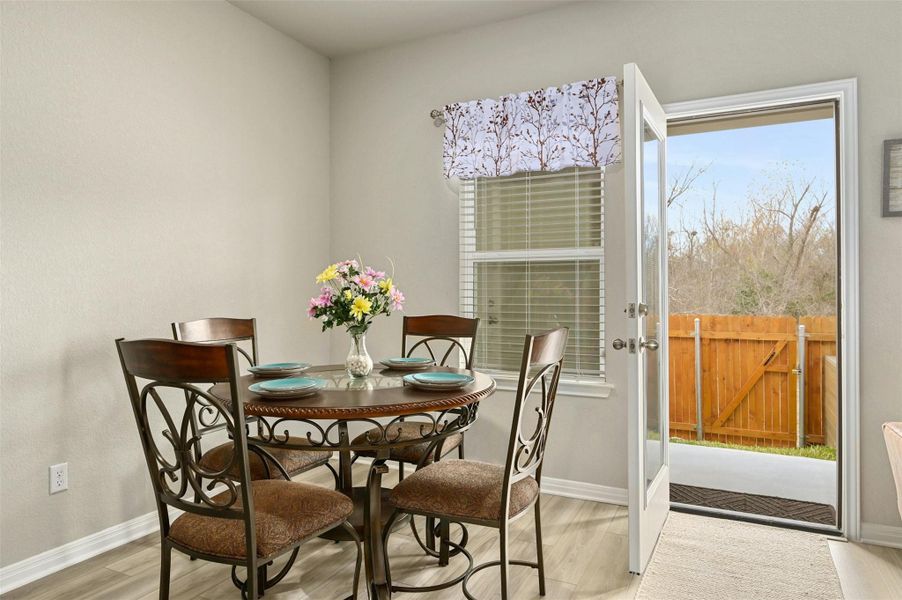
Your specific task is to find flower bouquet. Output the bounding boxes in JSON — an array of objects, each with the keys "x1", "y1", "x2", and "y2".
[{"x1": 308, "y1": 259, "x2": 405, "y2": 377}]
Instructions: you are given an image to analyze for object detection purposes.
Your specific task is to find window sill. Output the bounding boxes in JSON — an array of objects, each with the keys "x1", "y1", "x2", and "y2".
[{"x1": 485, "y1": 371, "x2": 614, "y2": 399}]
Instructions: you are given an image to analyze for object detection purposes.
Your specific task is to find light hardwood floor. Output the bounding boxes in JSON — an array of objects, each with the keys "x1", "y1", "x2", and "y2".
[{"x1": 2, "y1": 463, "x2": 900, "y2": 599}]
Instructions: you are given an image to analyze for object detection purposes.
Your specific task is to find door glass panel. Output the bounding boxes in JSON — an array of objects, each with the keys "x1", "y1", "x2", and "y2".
[{"x1": 642, "y1": 116, "x2": 664, "y2": 492}]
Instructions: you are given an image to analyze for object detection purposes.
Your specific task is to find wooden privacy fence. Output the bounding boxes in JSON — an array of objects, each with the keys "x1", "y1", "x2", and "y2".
[{"x1": 668, "y1": 314, "x2": 837, "y2": 448}]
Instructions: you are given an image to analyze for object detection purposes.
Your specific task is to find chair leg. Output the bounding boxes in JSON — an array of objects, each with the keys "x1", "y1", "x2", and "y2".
[
  {"x1": 499, "y1": 525, "x2": 510, "y2": 600},
  {"x1": 398, "y1": 460, "x2": 405, "y2": 481},
  {"x1": 159, "y1": 543, "x2": 171, "y2": 600},
  {"x1": 458, "y1": 439, "x2": 465, "y2": 459},
  {"x1": 425, "y1": 516, "x2": 437, "y2": 552},
  {"x1": 246, "y1": 559, "x2": 258, "y2": 600},
  {"x1": 438, "y1": 519, "x2": 450, "y2": 567},
  {"x1": 257, "y1": 565, "x2": 267, "y2": 598},
  {"x1": 535, "y1": 499, "x2": 546, "y2": 596}
]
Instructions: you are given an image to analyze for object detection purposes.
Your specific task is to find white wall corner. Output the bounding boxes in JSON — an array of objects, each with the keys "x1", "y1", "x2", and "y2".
[{"x1": 859, "y1": 522, "x2": 902, "y2": 550}]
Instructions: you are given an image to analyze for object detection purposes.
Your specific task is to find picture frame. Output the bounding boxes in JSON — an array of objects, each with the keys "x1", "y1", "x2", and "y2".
[{"x1": 884, "y1": 138, "x2": 902, "y2": 217}]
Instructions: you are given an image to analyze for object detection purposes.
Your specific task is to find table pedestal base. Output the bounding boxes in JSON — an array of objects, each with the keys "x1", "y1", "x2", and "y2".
[{"x1": 320, "y1": 486, "x2": 406, "y2": 541}]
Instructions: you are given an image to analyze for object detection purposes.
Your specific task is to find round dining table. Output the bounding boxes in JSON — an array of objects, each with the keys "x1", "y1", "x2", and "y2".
[{"x1": 209, "y1": 364, "x2": 496, "y2": 600}]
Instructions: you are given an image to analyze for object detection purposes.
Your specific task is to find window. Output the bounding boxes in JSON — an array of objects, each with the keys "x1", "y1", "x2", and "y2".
[{"x1": 459, "y1": 167, "x2": 605, "y2": 378}]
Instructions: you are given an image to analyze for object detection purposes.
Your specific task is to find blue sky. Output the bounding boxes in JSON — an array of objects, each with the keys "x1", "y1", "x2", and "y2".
[{"x1": 666, "y1": 118, "x2": 836, "y2": 228}]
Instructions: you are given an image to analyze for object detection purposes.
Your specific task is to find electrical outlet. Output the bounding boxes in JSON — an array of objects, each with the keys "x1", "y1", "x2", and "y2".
[{"x1": 50, "y1": 463, "x2": 68, "y2": 494}]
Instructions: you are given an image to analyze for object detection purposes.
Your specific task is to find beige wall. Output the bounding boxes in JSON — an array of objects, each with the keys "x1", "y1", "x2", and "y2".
[
  {"x1": 330, "y1": 0, "x2": 902, "y2": 528},
  {"x1": 0, "y1": 1, "x2": 331, "y2": 565}
]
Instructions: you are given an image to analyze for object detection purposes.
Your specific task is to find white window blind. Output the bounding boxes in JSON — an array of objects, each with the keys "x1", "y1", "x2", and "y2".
[{"x1": 459, "y1": 167, "x2": 605, "y2": 378}]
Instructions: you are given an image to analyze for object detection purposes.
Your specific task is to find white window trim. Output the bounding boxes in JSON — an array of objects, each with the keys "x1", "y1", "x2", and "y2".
[
  {"x1": 458, "y1": 171, "x2": 607, "y2": 387},
  {"x1": 664, "y1": 78, "x2": 860, "y2": 542},
  {"x1": 488, "y1": 368, "x2": 615, "y2": 398}
]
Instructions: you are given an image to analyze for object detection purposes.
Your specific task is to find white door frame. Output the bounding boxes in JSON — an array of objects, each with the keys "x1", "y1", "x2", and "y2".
[{"x1": 663, "y1": 79, "x2": 860, "y2": 540}]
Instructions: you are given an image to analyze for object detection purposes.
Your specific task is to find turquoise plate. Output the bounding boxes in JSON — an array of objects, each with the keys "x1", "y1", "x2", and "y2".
[
  {"x1": 412, "y1": 372, "x2": 474, "y2": 385},
  {"x1": 250, "y1": 362, "x2": 308, "y2": 372},
  {"x1": 257, "y1": 377, "x2": 324, "y2": 393},
  {"x1": 402, "y1": 373, "x2": 474, "y2": 390},
  {"x1": 380, "y1": 357, "x2": 435, "y2": 370},
  {"x1": 384, "y1": 357, "x2": 433, "y2": 364}
]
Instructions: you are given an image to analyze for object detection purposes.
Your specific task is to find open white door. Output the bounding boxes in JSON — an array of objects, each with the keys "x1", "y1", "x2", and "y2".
[{"x1": 622, "y1": 63, "x2": 670, "y2": 574}]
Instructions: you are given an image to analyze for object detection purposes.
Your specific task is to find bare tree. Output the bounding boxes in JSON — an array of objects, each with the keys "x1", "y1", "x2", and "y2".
[
  {"x1": 667, "y1": 161, "x2": 711, "y2": 207},
  {"x1": 669, "y1": 165, "x2": 836, "y2": 316}
]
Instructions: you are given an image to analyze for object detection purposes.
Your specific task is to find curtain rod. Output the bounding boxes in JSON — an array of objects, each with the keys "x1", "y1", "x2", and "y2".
[{"x1": 430, "y1": 80, "x2": 623, "y2": 127}]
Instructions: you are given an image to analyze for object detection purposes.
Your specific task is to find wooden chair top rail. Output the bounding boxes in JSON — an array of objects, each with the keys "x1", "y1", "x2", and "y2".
[
  {"x1": 172, "y1": 317, "x2": 256, "y2": 343},
  {"x1": 117, "y1": 338, "x2": 236, "y2": 383},
  {"x1": 403, "y1": 315, "x2": 479, "y2": 338}
]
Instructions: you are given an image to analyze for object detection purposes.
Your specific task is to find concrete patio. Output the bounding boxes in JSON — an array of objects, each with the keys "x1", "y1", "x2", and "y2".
[{"x1": 670, "y1": 442, "x2": 837, "y2": 507}]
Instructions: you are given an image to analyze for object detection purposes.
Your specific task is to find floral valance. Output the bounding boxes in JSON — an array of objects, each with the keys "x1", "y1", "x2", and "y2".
[{"x1": 442, "y1": 77, "x2": 620, "y2": 179}]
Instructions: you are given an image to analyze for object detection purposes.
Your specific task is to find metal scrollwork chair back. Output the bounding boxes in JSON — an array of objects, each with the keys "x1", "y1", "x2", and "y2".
[
  {"x1": 117, "y1": 339, "x2": 252, "y2": 514},
  {"x1": 402, "y1": 314, "x2": 479, "y2": 369},
  {"x1": 116, "y1": 338, "x2": 361, "y2": 599},
  {"x1": 503, "y1": 326, "x2": 569, "y2": 493}
]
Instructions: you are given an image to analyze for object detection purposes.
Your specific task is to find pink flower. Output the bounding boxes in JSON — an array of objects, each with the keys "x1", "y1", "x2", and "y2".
[
  {"x1": 308, "y1": 288, "x2": 334, "y2": 315},
  {"x1": 352, "y1": 274, "x2": 377, "y2": 292},
  {"x1": 336, "y1": 259, "x2": 359, "y2": 274},
  {"x1": 390, "y1": 287, "x2": 405, "y2": 311},
  {"x1": 317, "y1": 287, "x2": 334, "y2": 307},
  {"x1": 365, "y1": 267, "x2": 386, "y2": 279}
]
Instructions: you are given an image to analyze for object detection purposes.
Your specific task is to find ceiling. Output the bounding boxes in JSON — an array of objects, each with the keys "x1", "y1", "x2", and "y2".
[{"x1": 229, "y1": 0, "x2": 578, "y2": 58}]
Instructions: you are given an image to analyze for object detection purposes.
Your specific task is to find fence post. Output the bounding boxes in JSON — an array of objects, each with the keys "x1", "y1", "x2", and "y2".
[
  {"x1": 694, "y1": 318, "x2": 703, "y2": 441},
  {"x1": 795, "y1": 323, "x2": 807, "y2": 448}
]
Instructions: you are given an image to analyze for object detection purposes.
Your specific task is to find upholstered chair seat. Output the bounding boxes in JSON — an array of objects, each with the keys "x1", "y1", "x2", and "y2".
[
  {"x1": 352, "y1": 423, "x2": 463, "y2": 465},
  {"x1": 169, "y1": 480, "x2": 353, "y2": 560},
  {"x1": 199, "y1": 438, "x2": 332, "y2": 480},
  {"x1": 390, "y1": 459, "x2": 539, "y2": 522}
]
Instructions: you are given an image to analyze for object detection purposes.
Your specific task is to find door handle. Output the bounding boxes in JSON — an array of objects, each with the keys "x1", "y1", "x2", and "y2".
[
  {"x1": 612, "y1": 338, "x2": 637, "y2": 353},
  {"x1": 641, "y1": 338, "x2": 659, "y2": 351}
]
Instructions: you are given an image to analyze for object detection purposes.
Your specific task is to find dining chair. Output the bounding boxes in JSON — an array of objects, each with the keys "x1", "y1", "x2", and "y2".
[
  {"x1": 383, "y1": 327, "x2": 569, "y2": 599},
  {"x1": 115, "y1": 338, "x2": 361, "y2": 599},
  {"x1": 352, "y1": 315, "x2": 480, "y2": 479},
  {"x1": 172, "y1": 317, "x2": 335, "y2": 485}
]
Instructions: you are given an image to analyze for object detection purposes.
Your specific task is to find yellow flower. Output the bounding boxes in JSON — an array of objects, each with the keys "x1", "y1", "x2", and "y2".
[
  {"x1": 316, "y1": 265, "x2": 338, "y2": 283},
  {"x1": 378, "y1": 278, "x2": 393, "y2": 292},
  {"x1": 349, "y1": 296, "x2": 372, "y2": 320},
  {"x1": 343, "y1": 290, "x2": 352, "y2": 300}
]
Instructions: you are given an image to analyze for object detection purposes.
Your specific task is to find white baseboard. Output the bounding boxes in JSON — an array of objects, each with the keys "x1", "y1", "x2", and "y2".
[
  {"x1": 541, "y1": 477, "x2": 628, "y2": 506},
  {"x1": 0, "y1": 473, "x2": 622, "y2": 595},
  {"x1": 860, "y1": 522, "x2": 902, "y2": 549},
  {"x1": 0, "y1": 509, "x2": 161, "y2": 594}
]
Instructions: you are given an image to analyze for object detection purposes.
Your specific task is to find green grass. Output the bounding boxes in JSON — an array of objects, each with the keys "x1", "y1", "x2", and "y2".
[{"x1": 670, "y1": 437, "x2": 837, "y2": 461}]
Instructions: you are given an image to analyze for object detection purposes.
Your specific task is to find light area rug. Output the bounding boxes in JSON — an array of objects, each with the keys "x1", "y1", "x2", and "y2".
[{"x1": 636, "y1": 512, "x2": 843, "y2": 599}]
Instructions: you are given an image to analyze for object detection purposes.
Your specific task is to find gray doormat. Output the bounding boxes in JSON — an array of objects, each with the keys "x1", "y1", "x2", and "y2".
[{"x1": 671, "y1": 483, "x2": 836, "y2": 525}]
